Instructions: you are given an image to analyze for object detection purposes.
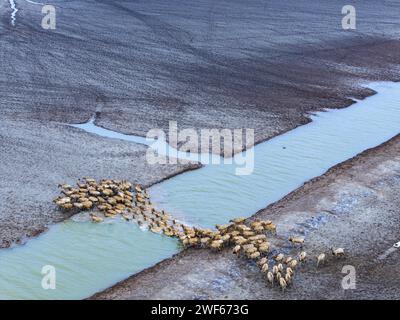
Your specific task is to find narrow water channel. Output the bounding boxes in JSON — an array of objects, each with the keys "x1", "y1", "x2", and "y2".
[{"x1": 0, "y1": 82, "x2": 399, "y2": 299}]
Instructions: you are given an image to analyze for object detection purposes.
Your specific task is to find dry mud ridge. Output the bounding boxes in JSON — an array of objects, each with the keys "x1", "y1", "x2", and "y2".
[
  {"x1": 92, "y1": 136, "x2": 400, "y2": 300},
  {"x1": 1, "y1": 1, "x2": 400, "y2": 247}
]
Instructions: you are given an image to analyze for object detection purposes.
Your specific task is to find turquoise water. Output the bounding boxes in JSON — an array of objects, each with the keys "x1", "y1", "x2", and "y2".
[
  {"x1": 0, "y1": 218, "x2": 178, "y2": 299},
  {"x1": 0, "y1": 82, "x2": 399, "y2": 299}
]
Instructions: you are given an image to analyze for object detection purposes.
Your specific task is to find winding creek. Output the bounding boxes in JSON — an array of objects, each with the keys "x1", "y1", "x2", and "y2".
[{"x1": 0, "y1": 82, "x2": 400, "y2": 299}]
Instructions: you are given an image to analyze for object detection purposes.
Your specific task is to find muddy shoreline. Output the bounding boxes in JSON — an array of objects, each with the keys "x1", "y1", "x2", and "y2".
[
  {"x1": 1, "y1": 0, "x2": 400, "y2": 298},
  {"x1": 0, "y1": 79, "x2": 386, "y2": 249},
  {"x1": 0, "y1": 87, "x2": 371, "y2": 249},
  {"x1": 91, "y1": 135, "x2": 400, "y2": 299},
  {"x1": 0, "y1": 82, "x2": 381, "y2": 249},
  {"x1": 3, "y1": 0, "x2": 400, "y2": 248}
]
